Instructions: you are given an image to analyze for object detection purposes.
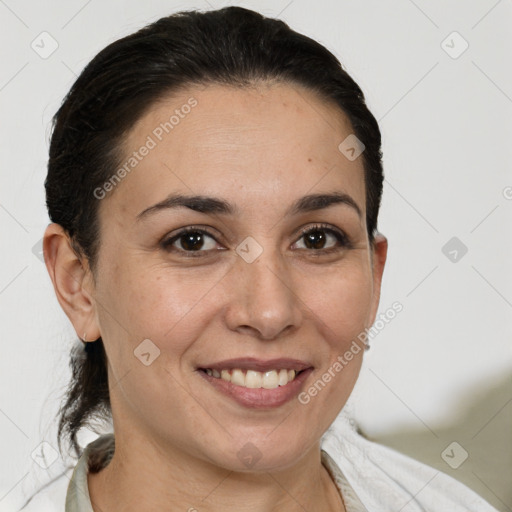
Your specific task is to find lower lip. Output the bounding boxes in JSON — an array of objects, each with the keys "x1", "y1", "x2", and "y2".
[{"x1": 197, "y1": 368, "x2": 313, "y2": 409}]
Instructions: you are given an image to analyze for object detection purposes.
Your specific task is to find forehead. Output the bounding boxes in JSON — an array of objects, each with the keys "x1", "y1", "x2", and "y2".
[{"x1": 101, "y1": 81, "x2": 366, "y2": 223}]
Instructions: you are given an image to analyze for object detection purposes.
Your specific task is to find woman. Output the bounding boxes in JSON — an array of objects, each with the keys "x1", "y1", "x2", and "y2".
[{"x1": 20, "y1": 6, "x2": 498, "y2": 512}]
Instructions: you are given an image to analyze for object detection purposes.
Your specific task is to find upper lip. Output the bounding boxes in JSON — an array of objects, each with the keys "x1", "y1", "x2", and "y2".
[{"x1": 198, "y1": 357, "x2": 313, "y2": 372}]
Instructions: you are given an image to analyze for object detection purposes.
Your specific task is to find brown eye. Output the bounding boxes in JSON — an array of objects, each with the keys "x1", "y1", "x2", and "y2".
[
  {"x1": 303, "y1": 229, "x2": 328, "y2": 249},
  {"x1": 179, "y1": 232, "x2": 205, "y2": 251},
  {"x1": 293, "y1": 225, "x2": 350, "y2": 252},
  {"x1": 162, "y1": 228, "x2": 219, "y2": 253}
]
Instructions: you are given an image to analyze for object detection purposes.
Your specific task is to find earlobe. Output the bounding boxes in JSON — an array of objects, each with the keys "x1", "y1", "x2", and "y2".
[{"x1": 43, "y1": 223, "x2": 101, "y2": 341}]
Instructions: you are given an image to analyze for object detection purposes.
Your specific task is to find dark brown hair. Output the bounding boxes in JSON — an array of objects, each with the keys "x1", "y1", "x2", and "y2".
[{"x1": 46, "y1": 5, "x2": 384, "y2": 461}]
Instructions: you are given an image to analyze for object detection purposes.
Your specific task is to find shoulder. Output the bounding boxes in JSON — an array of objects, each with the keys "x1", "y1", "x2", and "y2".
[
  {"x1": 16, "y1": 434, "x2": 114, "y2": 512},
  {"x1": 321, "y1": 412, "x2": 499, "y2": 512}
]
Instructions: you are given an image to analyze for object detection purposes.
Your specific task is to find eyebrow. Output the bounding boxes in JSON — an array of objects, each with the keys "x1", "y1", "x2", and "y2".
[{"x1": 136, "y1": 191, "x2": 362, "y2": 221}]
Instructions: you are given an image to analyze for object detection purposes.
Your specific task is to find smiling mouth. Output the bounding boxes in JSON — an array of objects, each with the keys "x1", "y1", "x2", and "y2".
[{"x1": 199, "y1": 368, "x2": 307, "y2": 389}]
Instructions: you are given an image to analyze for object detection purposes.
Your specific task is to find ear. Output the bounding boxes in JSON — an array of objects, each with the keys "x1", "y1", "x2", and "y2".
[
  {"x1": 367, "y1": 233, "x2": 388, "y2": 326},
  {"x1": 43, "y1": 223, "x2": 101, "y2": 342}
]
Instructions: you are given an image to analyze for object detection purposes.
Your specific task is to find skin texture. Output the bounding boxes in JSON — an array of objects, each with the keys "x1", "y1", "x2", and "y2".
[{"x1": 44, "y1": 81, "x2": 387, "y2": 512}]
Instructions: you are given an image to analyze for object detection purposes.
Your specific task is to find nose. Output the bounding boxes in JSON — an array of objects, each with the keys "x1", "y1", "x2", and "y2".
[{"x1": 223, "y1": 247, "x2": 303, "y2": 340}]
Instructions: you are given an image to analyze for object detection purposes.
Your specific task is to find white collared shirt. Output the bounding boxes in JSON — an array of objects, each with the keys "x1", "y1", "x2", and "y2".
[{"x1": 18, "y1": 412, "x2": 498, "y2": 512}]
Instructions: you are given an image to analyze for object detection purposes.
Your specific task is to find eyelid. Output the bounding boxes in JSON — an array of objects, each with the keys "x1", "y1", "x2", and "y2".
[
  {"x1": 293, "y1": 223, "x2": 351, "y2": 249},
  {"x1": 161, "y1": 226, "x2": 222, "y2": 249},
  {"x1": 161, "y1": 222, "x2": 352, "y2": 254},
  {"x1": 295, "y1": 222, "x2": 345, "y2": 238}
]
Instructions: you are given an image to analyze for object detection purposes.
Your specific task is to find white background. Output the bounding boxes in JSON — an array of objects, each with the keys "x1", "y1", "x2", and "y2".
[{"x1": 0, "y1": 0, "x2": 510, "y2": 510}]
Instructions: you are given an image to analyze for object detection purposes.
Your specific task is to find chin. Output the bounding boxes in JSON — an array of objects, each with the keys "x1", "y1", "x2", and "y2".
[{"x1": 209, "y1": 431, "x2": 313, "y2": 473}]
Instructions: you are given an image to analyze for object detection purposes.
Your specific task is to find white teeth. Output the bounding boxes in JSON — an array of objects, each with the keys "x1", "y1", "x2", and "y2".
[
  {"x1": 278, "y1": 369, "x2": 288, "y2": 386},
  {"x1": 231, "y1": 369, "x2": 245, "y2": 387},
  {"x1": 204, "y1": 368, "x2": 299, "y2": 388},
  {"x1": 245, "y1": 370, "x2": 263, "y2": 388},
  {"x1": 262, "y1": 370, "x2": 279, "y2": 389}
]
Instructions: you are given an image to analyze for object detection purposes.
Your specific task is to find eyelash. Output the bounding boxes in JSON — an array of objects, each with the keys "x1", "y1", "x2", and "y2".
[{"x1": 161, "y1": 224, "x2": 352, "y2": 258}]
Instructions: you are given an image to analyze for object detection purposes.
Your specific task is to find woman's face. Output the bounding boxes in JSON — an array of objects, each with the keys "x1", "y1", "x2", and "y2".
[{"x1": 87, "y1": 82, "x2": 386, "y2": 471}]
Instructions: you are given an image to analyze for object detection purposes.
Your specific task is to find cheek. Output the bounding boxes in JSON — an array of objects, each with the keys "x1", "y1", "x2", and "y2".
[
  {"x1": 299, "y1": 262, "x2": 373, "y2": 348},
  {"x1": 299, "y1": 267, "x2": 370, "y2": 416},
  {"x1": 99, "y1": 262, "x2": 222, "y2": 355}
]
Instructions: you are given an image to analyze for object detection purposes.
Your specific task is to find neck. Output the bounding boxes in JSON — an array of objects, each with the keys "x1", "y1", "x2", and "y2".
[{"x1": 87, "y1": 432, "x2": 345, "y2": 512}]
